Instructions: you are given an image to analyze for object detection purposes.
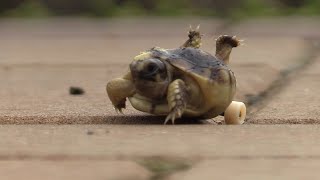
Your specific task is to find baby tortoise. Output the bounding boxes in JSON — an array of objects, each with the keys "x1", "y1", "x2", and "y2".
[{"x1": 107, "y1": 26, "x2": 246, "y2": 124}]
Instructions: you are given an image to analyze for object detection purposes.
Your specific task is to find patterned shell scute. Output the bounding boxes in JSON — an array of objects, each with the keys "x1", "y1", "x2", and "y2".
[{"x1": 150, "y1": 47, "x2": 232, "y2": 83}]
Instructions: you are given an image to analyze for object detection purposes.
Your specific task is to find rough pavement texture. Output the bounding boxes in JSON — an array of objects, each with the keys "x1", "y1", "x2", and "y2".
[
  {"x1": 249, "y1": 55, "x2": 320, "y2": 124},
  {"x1": 2, "y1": 125, "x2": 320, "y2": 179},
  {"x1": 168, "y1": 159, "x2": 320, "y2": 180},
  {"x1": 1, "y1": 125, "x2": 320, "y2": 158},
  {"x1": 0, "y1": 160, "x2": 151, "y2": 180}
]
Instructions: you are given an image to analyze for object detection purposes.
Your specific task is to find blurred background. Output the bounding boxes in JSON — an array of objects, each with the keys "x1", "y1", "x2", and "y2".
[{"x1": 0, "y1": 0, "x2": 320, "y2": 19}]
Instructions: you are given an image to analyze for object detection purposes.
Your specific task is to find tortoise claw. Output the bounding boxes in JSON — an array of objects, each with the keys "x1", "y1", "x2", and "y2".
[
  {"x1": 165, "y1": 79, "x2": 187, "y2": 125},
  {"x1": 164, "y1": 115, "x2": 171, "y2": 125},
  {"x1": 118, "y1": 108, "x2": 124, "y2": 114},
  {"x1": 196, "y1": 24, "x2": 200, "y2": 31},
  {"x1": 164, "y1": 110, "x2": 179, "y2": 125},
  {"x1": 113, "y1": 104, "x2": 125, "y2": 114}
]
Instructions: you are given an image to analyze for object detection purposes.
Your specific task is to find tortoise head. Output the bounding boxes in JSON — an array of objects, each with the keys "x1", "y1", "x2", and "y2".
[{"x1": 130, "y1": 57, "x2": 171, "y2": 99}]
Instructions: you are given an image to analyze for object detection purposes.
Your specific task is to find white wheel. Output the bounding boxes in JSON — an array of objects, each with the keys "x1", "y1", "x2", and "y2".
[{"x1": 224, "y1": 101, "x2": 246, "y2": 125}]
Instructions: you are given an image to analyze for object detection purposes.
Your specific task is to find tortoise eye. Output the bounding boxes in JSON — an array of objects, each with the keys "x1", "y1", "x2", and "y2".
[
  {"x1": 141, "y1": 62, "x2": 159, "y2": 79},
  {"x1": 147, "y1": 63, "x2": 158, "y2": 73}
]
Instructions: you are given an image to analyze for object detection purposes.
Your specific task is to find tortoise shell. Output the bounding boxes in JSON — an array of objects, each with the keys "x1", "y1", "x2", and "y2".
[{"x1": 148, "y1": 47, "x2": 235, "y2": 86}]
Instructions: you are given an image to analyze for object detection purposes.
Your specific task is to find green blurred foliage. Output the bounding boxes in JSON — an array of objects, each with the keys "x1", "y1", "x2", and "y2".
[
  {"x1": 230, "y1": 0, "x2": 278, "y2": 20},
  {"x1": 2, "y1": 0, "x2": 50, "y2": 17},
  {"x1": 297, "y1": 0, "x2": 320, "y2": 15},
  {"x1": 86, "y1": 0, "x2": 117, "y2": 17},
  {"x1": 0, "y1": 0, "x2": 320, "y2": 18}
]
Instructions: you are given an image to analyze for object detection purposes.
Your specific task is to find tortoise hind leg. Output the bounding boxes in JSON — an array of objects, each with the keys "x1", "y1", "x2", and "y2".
[
  {"x1": 215, "y1": 35, "x2": 241, "y2": 64},
  {"x1": 165, "y1": 79, "x2": 188, "y2": 124},
  {"x1": 181, "y1": 25, "x2": 202, "y2": 48}
]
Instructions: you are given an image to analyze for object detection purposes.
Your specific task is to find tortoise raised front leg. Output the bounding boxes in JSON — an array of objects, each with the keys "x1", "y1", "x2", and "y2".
[
  {"x1": 106, "y1": 73, "x2": 135, "y2": 113},
  {"x1": 181, "y1": 25, "x2": 202, "y2": 48},
  {"x1": 165, "y1": 79, "x2": 188, "y2": 124}
]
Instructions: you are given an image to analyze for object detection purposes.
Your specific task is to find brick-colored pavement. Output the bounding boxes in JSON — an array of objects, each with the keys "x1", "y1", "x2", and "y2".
[{"x1": 0, "y1": 18, "x2": 320, "y2": 179}]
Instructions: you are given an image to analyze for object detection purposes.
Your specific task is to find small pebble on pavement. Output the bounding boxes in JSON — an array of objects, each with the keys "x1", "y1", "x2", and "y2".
[{"x1": 69, "y1": 87, "x2": 85, "y2": 95}]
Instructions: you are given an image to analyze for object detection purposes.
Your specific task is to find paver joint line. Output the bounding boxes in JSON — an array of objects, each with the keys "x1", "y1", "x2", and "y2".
[{"x1": 246, "y1": 40, "x2": 320, "y2": 118}]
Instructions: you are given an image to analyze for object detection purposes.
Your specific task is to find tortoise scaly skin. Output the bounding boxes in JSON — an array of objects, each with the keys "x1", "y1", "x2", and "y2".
[{"x1": 107, "y1": 26, "x2": 240, "y2": 124}]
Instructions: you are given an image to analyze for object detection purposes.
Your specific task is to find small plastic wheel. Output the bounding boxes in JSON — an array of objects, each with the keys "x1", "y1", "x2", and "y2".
[{"x1": 224, "y1": 101, "x2": 246, "y2": 125}]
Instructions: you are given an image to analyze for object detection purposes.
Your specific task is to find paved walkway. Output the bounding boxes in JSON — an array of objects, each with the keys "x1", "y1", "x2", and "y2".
[{"x1": 0, "y1": 18, "x2": 320, "y2": 179}]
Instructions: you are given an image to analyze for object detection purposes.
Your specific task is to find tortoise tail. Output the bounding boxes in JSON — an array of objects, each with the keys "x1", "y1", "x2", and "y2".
[{"x1": 215, "y1": 35, "x2": 241, "y2": 64}]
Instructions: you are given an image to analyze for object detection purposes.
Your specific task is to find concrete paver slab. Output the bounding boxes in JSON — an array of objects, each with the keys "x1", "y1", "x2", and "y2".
[
  {"x1": 0, "y1": 18, "x2": 222, "y2": 38},
  {"x1": 168, "y1": 159, "x2": 320, "y2": 180},
  {"x1": 0, "y1": 19, "x2": 221, "y2": 65},
  {"x1": 0, "y1": 19, "x2": 316, "y2": 124},
  {"x1": 249, "y1": 57, "x2": 320, "y2": 124},
  {"x1": 230, "y1": 17, "x2": 320, "y2": 38},
  {"x1": 1, "y1": 125, "x2": 320, "y2": 159},
  {"x1": 0, "y1": 160, "x2": 151, "y2": 180},
  {"x1": 0, "y1": 34, "x2": 308, "y2": 68}
]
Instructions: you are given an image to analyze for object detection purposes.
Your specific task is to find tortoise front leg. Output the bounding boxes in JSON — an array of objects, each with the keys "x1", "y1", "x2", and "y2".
[
  {"x1": 165, "y1": 79, "x2": 188, "y2": 124},
  {"x1": 181, "y1": 25, "x2": 202, "y2": 48},
  {"x1": 106, "y1": 74, "x2": 135, "y2": 113}
]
